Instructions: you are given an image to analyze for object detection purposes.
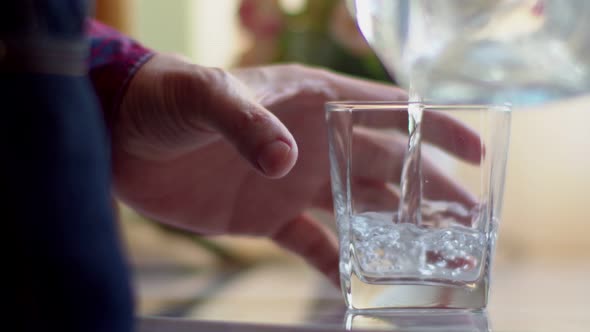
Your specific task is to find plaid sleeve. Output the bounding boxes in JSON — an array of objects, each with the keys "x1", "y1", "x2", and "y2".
[{"x1": 87, "y1": 19, "x2": 154, "y2": 126}]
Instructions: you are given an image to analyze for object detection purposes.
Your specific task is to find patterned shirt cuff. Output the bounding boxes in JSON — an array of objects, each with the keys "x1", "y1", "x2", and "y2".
[{"x1": 87, "y1": 20, "x2": 154, "y2": 127}]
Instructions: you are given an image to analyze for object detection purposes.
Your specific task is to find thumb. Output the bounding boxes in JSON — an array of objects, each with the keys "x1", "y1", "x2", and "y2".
[
  {"x1": 122, "y1": 53, "x2": 299, "y2": 178},
  {"x1": 194, "y1": 65, "x2": 298, "y2": 178}
]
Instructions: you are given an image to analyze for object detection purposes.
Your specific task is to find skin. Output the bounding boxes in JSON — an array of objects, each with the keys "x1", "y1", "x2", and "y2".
[{"x1": 112, "y1": 53, "x2": 482, "y2": 285}]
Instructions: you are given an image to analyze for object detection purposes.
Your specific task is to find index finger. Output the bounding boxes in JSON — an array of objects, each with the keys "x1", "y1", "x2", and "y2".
[
  {"x1": 351, "y1": 108, "x2": 482, "y2": 164},
  {"x1": 328, "y1": 102, "x2": 484, "y2": 164},
  {"x1": 324, "y1": 73, "x2": 482, "y2": 164}
]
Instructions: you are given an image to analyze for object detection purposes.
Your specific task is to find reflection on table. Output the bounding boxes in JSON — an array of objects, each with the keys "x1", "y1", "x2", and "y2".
[
  {"x1": 139, "y1": 310, "x2": 490, "y2": 332},
  {"x1": 345, "y1": 310, "x2": 489, "y2": 331}
]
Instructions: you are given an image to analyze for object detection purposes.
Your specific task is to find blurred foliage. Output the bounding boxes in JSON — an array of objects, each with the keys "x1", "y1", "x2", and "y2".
[{"x1": 237, "y1": 0, "x2": 393, "y2": 83}]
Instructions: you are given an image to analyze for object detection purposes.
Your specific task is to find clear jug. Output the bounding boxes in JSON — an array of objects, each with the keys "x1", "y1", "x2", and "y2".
[{"x1": 347, "y1": 0, "x2": 590, "y2": 105}]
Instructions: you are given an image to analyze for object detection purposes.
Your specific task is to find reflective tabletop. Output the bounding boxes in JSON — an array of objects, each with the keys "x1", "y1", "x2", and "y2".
[{"x1": 129, "y1": 222, "x2": 589, "y2": 332}]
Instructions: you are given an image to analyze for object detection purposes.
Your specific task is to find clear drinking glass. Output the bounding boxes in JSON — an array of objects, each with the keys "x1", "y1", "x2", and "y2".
[{"x1": 326, "y1": 101, "x2": 511, "y2": 310}]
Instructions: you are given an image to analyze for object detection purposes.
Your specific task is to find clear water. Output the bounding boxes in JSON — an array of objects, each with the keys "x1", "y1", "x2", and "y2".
[
  {"x1": 396, "y1": 100, "x2": 424, "y2": 225},
  {"x1": 352, "y1": 211, "x2": 488, "y2": 282},
  {"x1": 347, "y1": 0, "x2": 590, "y2": 105}
]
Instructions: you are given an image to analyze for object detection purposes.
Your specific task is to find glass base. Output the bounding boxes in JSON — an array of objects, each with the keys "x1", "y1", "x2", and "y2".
[{"x1": 343, "y1": 272, "x2": 489, "y2": 310}]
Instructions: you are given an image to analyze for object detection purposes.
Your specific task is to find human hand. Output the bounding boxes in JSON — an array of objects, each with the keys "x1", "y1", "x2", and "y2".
[{"x1": 112, "y1": 54, "x2": 481, "y2": 284}]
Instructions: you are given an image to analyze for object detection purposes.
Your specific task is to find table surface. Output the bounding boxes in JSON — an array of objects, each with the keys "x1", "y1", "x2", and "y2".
[{"x1": 133, "y1": 246, "x2": 589, "y2": 332}]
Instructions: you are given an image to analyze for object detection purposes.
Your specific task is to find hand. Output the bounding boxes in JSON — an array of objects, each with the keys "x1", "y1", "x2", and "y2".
[{"x1": 112, "y1": 54, "x2": 481, "y2": 284}]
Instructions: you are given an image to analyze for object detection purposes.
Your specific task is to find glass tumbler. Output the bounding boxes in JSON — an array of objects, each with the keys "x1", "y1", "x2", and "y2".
[{"x1": 326, "y1": 102, "x2": 511, "y2": 310}]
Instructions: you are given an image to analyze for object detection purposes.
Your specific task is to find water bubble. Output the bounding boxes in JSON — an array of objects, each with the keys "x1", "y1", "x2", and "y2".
[{"x1": 352, "y1": 211, "x2": 486, "y2": 281}]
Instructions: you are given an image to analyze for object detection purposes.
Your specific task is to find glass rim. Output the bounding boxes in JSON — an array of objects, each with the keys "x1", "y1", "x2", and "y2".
[{"x1": 325, "y1": 101, "x2": 512, "y2": 112}]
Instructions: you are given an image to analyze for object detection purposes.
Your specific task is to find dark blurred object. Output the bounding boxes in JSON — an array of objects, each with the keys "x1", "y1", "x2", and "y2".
[
  {"x1": 237, "y1": 0, "x2": 393, "y2": 83},
  {"x1": 2, "y1": 1, "x2": 133, "y2": 331},
  {"x1": 0, "y1": 1, "x2": 88, "y2": 38}
]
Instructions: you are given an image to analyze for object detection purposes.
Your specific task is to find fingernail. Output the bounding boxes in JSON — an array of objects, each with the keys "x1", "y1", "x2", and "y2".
[{"x1": 257, "y1": 140, "x2": 292, "y2": 177}]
